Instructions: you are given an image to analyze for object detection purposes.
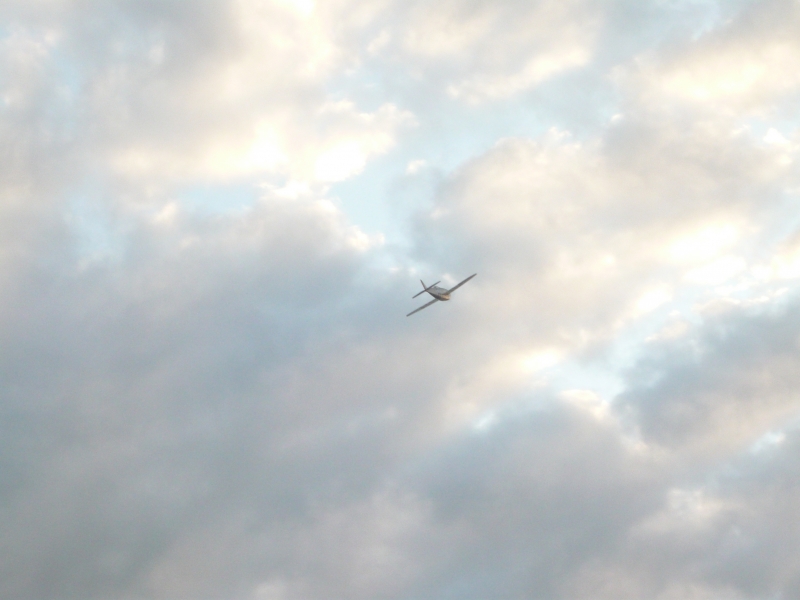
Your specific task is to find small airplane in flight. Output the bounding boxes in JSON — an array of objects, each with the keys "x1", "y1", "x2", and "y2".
[{"x1": 407, "y1": 273, "x2": 477, "y2": 317}]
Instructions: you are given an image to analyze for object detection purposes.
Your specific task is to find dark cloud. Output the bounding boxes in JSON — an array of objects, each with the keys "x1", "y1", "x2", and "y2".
[{"x1": 620, "y1": 296, "x2": 800, "y2": 457}]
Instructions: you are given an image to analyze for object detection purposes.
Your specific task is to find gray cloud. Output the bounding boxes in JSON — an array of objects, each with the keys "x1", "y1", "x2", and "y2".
[{"x1": 620, "y1": 296, "x2": 800, "y2": 457}]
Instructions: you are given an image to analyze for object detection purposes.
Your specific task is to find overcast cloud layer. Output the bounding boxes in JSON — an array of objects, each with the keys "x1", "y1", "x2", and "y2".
[{"x1": 2, "y1": 1, "x2": 800, "y2": 598}]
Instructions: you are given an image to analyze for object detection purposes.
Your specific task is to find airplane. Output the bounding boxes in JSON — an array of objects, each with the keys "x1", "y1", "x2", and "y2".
[{"x1": 407, "y1": 273, "x2": 477, "y2": 317}]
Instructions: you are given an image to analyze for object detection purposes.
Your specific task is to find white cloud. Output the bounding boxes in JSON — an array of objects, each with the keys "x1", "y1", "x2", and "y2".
[
  {"x1": 44, "y1": 1, "x2": 416, "y2": 188},
  {"x1": 365, "y1": 0, "x2": 602, "y2": 102},
  {"x1": 636, "y1": 286, "x2": 673, "y2": 314},
  {"x1": 622, "y1": 0, "x2": 800, "y2": 116},
  {"x1": 668, "y1": 224, "x2": 740, "y2": 263},
  {"x1": 446, "y1": 44, "x2": 591, "y2": 102},
  {"x1": 684, "y1": 255, "x2": 746, "y2": 285}
]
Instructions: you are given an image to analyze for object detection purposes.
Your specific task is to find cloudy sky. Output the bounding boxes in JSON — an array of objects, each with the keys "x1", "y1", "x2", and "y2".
[{"x1": 2, "y1": 0, "x2": 800, "y2": 598}]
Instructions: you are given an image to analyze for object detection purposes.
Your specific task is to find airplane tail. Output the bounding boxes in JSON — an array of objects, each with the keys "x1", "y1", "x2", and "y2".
[{"x1": 412, "y1": 279, "x2": 440, "y2": 298}]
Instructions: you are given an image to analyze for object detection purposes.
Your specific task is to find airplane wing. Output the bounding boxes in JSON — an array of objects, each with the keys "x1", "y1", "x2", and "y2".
[
  {"x1": 406, "y1": 298, "x2": 439, "y2": 317},
  {"x1": 446, "y1": 273, "x2": 477, "y2": 294}
]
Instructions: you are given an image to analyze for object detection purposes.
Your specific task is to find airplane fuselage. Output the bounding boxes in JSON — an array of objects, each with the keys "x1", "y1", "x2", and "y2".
[{"x1": 428, "y1": 286, "x2": 450, "y2": 301}]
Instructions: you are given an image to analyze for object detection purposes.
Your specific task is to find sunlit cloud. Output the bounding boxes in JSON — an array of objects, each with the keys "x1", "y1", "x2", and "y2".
[
  {"x1": 635, "y1": 286, "x2": 673, "y2": 314},
  {"x1": 668, "y1": 224, "x2": 739, "y2": 263},
  {"x1": 684, "y1": 255, "x2": 746, "y2": 285}
]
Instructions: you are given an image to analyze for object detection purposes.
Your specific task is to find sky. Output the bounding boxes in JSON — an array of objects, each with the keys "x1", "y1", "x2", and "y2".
[{"x1": 2, "y1": 0, "x2": 800, "y2": 598}]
